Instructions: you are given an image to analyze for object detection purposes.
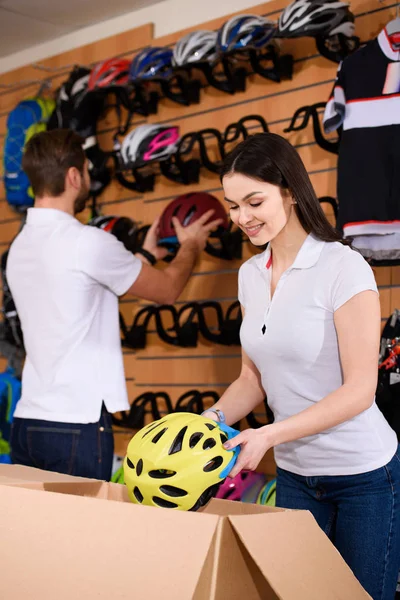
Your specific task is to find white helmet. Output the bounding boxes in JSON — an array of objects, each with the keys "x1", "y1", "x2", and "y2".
[
  {"x1": 173, "y1": 30, "x2": 219, "y2": 67},
  {"x1": 278, "y1": 0, "x2": 354, "y2": 38},
  {"x1": 120, "y1": 124, "x2": 180, "y2": 168},
  {"x1": 217, "y1": 14, "x2": 276, "y2": 53}
]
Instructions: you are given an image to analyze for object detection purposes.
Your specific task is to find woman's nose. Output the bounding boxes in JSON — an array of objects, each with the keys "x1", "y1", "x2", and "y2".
[{"x1": 237, "y1": 207, "x2": 252, "y2": 226}]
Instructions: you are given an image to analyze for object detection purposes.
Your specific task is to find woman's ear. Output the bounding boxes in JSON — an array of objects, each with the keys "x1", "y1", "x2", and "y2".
[{"x1": 284, "y1": 188, "x2": 297, "y2": 204}]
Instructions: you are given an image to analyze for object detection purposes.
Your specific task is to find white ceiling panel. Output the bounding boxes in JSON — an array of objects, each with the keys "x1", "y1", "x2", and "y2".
[
  {"x1": 0, "y1": 0, "x2": 165, "y2": 28},
  {"x1": 0, "y1": 9, "x2": 70, "y2": 56}
]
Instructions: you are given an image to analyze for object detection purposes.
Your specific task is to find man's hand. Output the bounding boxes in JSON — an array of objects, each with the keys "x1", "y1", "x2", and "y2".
[
  {"x1": 142, "y1": 216, "x2": 169, "y2": 260},
  {"x1": 172, "y1": 209, "x2": 223, "y2": 253}
]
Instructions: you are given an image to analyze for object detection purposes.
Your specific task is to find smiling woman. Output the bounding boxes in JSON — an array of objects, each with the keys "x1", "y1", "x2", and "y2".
[
  {"x1": 201, "y1": 132, "x2": 400, "y2": 600},
  {"x1": 220, "y1": 132, "x2": 343, "y2": 247}
]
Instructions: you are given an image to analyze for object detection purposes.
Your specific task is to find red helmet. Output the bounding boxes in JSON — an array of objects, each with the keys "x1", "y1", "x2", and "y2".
[
  {"x1": 158, "y1": 192, "x2": 229, "y2": 249},
  {"x1": 88, "y1": 58, "x2": 130, "y2": 90}
]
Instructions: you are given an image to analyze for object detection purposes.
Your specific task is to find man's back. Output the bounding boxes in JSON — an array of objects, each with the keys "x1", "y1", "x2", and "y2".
[{"x1": 7, "y1": 207, "x2": 141, "y2": 423}]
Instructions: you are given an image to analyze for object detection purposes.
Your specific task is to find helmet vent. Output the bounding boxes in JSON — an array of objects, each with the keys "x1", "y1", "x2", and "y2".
[
  {"x1": 152, "y1": 496, "x2": 178, "y2": 509},
  {"x1": 169, "y1": 426, "x2": 188, "y2": 455},
  {"x1": 205, "y1": 423, "x2": 216, "y2": 431},
  {"x1": 149, "y1": 469, "x2": 176, "y2": 479},
  {"x1": 134, "y1": 487, "x2": 144, "y2": 503},
  {"x1": 160, "y1": 485, "x2": 188, "y2": 497},
  {"x1": 223, "y1": 487, "x2": 235, "y2": 499},
  {"x1": 183, "y1": 206, "x2": 196, "y2": 227},
  {"x1": 220, "y1": 433, "x2": 228, "y2": 444},
  {"x1": 142, "y1": 420, "x2": 167, "y2": 438},
  {"x1": 152, "y1": 427, "x2": 168, "y2": 443},
  {"x1": 204, "y1": 456, "x2": 224, "y2": 472},
  {"x1": 136, "y1": 459, "x2": 143, "y2": 476},
  {"x1": 203, "y1": 437, "x2": 217, "y2": 450},
  {"x1": 190, "y1": 482, "x2": 221, "y2": 512},
  {"x1": 126, "y1": 458, "x2": 135, "y2": 469},
  {"x1": 189, "y1": 432, "x2": 204, "y2": 448},
  {"x1": 172, "y1": 204, "x2": 182, "y2": 218}
]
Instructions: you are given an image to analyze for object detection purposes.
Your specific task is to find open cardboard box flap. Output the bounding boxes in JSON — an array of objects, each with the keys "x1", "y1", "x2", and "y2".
[
  {"x1": 0, "y1": 463, "x2": 97, "y2": 484},
  {"x1": 0, "y1": 477, "x2": 371, "y2": 599}
]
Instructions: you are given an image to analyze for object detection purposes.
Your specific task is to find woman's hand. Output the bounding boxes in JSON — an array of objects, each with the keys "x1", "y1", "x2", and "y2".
[{"x1": 223, "y1": 426, "x2": 275, "y2": 478}]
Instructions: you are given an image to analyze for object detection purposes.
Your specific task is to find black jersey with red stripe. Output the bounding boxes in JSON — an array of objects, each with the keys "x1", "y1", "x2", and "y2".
[{"x1": 324, "y1": 28, "x2": 400, "y2": 238}]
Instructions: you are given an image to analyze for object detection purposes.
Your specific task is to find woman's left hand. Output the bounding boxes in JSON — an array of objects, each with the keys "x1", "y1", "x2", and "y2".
[{"x1": 223, "y1": 426, "x2": 275, "y2": 478}]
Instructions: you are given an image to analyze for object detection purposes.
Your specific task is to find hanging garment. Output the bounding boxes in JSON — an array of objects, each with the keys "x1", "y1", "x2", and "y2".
[{"x1": 324, "y1": 27, "x2": 400, "y2": 263}]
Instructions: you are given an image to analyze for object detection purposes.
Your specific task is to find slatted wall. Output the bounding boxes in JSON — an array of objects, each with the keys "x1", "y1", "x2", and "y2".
[{"x1": 0, "y1": 0, "x2": 397, "y2": 473}]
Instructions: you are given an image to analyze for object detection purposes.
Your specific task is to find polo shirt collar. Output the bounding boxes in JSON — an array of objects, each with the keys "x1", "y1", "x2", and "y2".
[
  {"x1": 26, "y1": 207, "x2": 76, "y2": 224},
  {"x1": 255, "y1": 233, "x2": 325, "y2": 272},
  {"x1": 378, "y1": 28, "x2": 400, "y2": 61}
]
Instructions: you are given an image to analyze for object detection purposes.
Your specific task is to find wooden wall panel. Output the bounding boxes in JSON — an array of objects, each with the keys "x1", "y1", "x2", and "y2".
[{"x1": 0, "y1": 0, "x2": 398, "y2": 465}]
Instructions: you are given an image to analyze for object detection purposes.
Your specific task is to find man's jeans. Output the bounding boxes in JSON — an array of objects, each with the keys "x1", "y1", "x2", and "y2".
[
  {"x1": 276, "y1": 446, "x2": 400, "y2": 600},
  {"x1": 10, "y1": 404, "x2": 114, "y2": 481}
]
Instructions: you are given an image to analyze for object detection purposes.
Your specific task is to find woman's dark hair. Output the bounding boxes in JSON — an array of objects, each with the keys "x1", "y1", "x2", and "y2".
[
  {"x1": 220, "y1": 132, "x2": 344, "y2": 244},
  {"x1": 22, "y1": 129, "x2": 85, "y2": 198}
]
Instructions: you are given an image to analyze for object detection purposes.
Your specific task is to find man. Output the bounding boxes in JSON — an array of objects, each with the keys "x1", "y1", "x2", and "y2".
[{"x1": 7, "y1": 129, "x2": 221, "y2": 480}]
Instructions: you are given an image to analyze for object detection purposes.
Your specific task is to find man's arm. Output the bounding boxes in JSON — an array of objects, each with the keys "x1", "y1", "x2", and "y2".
[
  {"x1": 126, "y1": 210, "x2": 222, "y2": 304},
  {"x1": 127, "y1": 239, "x2": 199, "y2": 304}
]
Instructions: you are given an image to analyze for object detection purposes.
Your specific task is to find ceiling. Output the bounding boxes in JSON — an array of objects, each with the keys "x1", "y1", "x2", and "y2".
[{"x1": 0, "y1": 0, "x2": 165, "y2": 58}]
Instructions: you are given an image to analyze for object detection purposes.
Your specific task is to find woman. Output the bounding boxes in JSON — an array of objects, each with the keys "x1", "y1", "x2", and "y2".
[{"x1": 203, "y1": 133, "x2": 400, "y2": 600}]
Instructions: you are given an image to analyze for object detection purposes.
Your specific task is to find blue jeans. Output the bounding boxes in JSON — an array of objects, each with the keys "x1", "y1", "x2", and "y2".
[
  {"x1": 10, "y1": 405, "x2": 114, "y2": 481},
  {"x1": 276, "y1": 446, "x2": 400, "y2": 600}
]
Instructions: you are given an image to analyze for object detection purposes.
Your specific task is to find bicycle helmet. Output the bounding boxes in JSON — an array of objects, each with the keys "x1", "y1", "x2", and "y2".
[
  {"x1": 158, "y1": 192, "x2": 229, "y2": 250},
  {"x1": 87, "y1": 214, "x2": 139, "y2": 253},
  {"x1": 47, "y1": 66, "x2": 91, "y2": 131},
  {"x1": 173, "y1": 30, "x2": 219, "y2": 67},
  {"x1": 88, "y1": 58, "x2": 130, "y2": 90},
  {"x1": 215, "y1": 470, "x2": 266, "y2": 502},
  {"x1": 123, "y1": 412, "x2": 240, "y2": 511},
  {"x1": 119, "y1": 124, "x2": 180, "y2": 169},
  {"x1": 256, "y1": 478, "x2": 277, "y2": 506},
  {"x1": 315, "y1": 18, "x2": 358, "y2": 63},
  {"x1": 129, "y1": 47, "x2": 173, "y2": 82},
  {"x1": 277, "y1": 0, "x2": 353, "y2": 38},
  {"x1": 217, "y1": 14, "x2": 276, "y2": 53}
]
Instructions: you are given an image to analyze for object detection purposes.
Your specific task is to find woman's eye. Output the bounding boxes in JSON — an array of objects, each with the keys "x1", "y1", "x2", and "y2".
[
  {"x1": 229, "y1": 205, "x2": 238, "y2": 210},
  {"x1": 250, "y1": 202, "x2": 262, "y2": 208}
]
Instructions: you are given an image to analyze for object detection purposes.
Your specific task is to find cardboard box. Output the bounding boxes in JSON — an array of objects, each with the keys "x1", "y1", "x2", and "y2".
[
  {"x1": 0, "y1": 466, "x2": 371, "y2": 599},
  {"x1": 0, "y1": 462, "x2": 95, "y2": 485}
]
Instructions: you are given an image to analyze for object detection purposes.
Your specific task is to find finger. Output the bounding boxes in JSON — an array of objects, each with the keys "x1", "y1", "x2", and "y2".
[
  {"x1": 224, "y1": 432, "x2": 245, "y2": 450},
  {"x1": 195, "y1": 209, "x2": 215, "y2": 225},
  {"x1": 228, "y1": 464, "x2": 241, "y2": 478},
  {"x1": 228, "y1": 455, "x2": 247, "y2": 478},
  {"x1": 156, "y1": 247, "x2": 169, "y2": 260},
  {"x1": 150, "y1": 215, "x2": 160, "y2": 231},
  {"x1": 202, "y1": 218, "x2": 223, "y2": 231},
  {"x1": 171, "y1": 216, "x2": 183, "y2": 233},
  {"x1": 145, "y1": 218, "x2": 158, "y2": 236}
]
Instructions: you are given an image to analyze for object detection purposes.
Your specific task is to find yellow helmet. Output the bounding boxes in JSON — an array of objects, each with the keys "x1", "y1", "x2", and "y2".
[{"x1": 123, "y1": 412, "x2": 239, "y2": 511}]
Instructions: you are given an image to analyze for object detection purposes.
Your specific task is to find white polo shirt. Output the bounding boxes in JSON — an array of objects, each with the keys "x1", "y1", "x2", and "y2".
[
  {"x1": 239, "y1": 234, "x2": 398, "y2": 476},
  {"x1": 7, "y1": 208, "x2": 142, "y2": 424}
]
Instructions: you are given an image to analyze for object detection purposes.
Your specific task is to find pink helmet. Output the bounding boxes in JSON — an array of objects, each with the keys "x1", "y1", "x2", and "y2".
[{"x1": 216, "y1": 469, "x2": 267, "y2": 502}]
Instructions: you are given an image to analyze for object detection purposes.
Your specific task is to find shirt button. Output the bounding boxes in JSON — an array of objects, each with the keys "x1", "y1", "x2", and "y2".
[{"x1": 99, "y1": 426, "x2": 105, "y2": 432}]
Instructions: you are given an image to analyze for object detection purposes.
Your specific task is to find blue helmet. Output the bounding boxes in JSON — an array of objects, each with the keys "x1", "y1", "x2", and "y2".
[
  {"x1": 129, "y1": 46, "x2": 173, "y2": 81},
  {"x1": 217, "y1": 14, "x2": 276, "y2": 53}
]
